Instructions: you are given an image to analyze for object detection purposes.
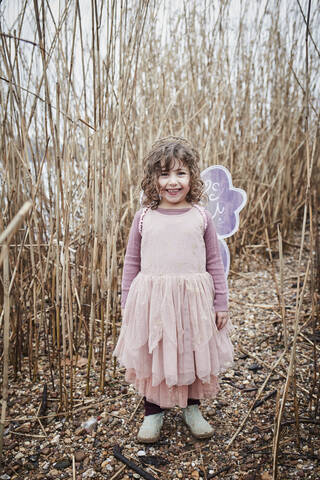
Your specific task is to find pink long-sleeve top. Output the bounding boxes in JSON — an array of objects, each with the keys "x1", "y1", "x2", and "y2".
[{"x1": 121, "y1": 207, "x2": 228, "y2": 311}]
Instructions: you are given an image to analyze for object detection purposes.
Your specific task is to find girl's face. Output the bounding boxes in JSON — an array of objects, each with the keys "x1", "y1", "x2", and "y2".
[{"x1": 157, "y1": 158, "x2": 191, "y2": 208}]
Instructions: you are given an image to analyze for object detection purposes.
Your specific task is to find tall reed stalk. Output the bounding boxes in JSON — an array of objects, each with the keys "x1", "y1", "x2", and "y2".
[{"x1": 0, "y1": 0, "x2": 319, "y2": 472}]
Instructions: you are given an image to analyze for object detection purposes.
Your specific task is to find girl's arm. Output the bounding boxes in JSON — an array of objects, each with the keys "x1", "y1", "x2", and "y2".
[
  {"x1": 204, "y1": 211, "x2": 228, "y2": 312},
  {"x1": 121, "y1": 211, "x2": 142, "y2": 309}
]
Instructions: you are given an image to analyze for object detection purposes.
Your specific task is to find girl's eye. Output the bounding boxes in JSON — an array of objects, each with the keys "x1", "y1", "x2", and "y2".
[{"x1": 160, "y1": 172, "x2": 168, "y2": 177}]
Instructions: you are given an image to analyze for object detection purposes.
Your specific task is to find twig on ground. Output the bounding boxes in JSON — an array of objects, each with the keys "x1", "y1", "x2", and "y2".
[
  {"x1": 127, "y1": 396, "x2": 143, "y2": 424},
  {"x1": 72, "y1": 453, "x2": 76, "y2": 480},
  {"x1": 10, "y1": 432, "x2": 46, "y2": 438},
  {"x1": 207, "y1": 465, "x2": 232, "y2": 478},
  {"x1": 253, "y1": 390, "x2": 278, "y2": 410},
  {"x1": 113, "y1": 446, "x2": 158, "y2": 480},
  {"x1": 109, "y1": 464, "x2": 126, "y2": 480}
]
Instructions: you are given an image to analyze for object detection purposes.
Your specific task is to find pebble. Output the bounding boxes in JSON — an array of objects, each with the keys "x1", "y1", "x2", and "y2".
[
  {"x1": 48, "y1": 469, "x2": 59, "y2": 476},
  {"x1": 0, "y1": 475, "x2": 11, "y2": 480},
  {"x1": 74, "y1": 451, "x2": 87, "y2": 462},
  {"x1": 54, "y1": 458, "x2": 71, "y2": 470},
  {"x1": 19, "y1": 423, "x2": 31, "y2": 433},
  {"x1": 84, "y1": 437, "x2": 94, "y2": 444},
  {"x1": 133, "y1": 474, "x2": 140, "y2": 479},
  {"x1": 14, "y1": 452, "x2": 24, "y2": 460},
  {"x1": 82, "y1": 468, "x2": 96, "y2": 478},
  {"x1": 29, "y1": 453, "x2": 40, "y2": 463},
  {"x1": 100, "y1": 417, "x2": 109, "y2": 425},
  {"x1": 137, "y1": 450, "x2": 146, "y2": 456}
]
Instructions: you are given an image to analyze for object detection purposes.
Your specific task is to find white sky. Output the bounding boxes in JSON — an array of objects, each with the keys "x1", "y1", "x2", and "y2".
[{"x1": 1, "y1": 0, "x2": 319, "y2": 113}]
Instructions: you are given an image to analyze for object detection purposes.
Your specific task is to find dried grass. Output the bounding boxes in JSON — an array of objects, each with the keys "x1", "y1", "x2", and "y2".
[{"x1": 0, "y1": 1, "x2": 319, "y2": 476}]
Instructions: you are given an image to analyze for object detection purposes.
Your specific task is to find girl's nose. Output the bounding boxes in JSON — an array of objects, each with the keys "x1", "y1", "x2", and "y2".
[{"x1": 168, "y1": 174, "x2": 178, "y2": 185}]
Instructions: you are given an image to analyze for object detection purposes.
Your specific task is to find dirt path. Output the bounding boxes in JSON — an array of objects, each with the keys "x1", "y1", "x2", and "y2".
[{"x1": 2, "y1": 238, "x2": 319, "y2": 480}]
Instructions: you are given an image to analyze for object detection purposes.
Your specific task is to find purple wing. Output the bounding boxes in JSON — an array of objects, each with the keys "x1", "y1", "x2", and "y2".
[
  {"x1": 218, "y1": 238, "x2": 230, "y2": 277},
  {"x1": 201, "y1": 165, "x2": 247, "y2": 238},
  {"x1": 201, "y1": 165, "x2": 247, "y2": 277}
]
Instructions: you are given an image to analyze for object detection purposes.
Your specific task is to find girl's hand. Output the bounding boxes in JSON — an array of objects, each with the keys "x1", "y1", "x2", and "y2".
[{"x1": 215, "y1": 311, "x2": 229, "y2": 330}]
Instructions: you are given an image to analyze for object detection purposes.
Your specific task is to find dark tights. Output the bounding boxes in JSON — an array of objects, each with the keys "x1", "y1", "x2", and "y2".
[{"x1": 144, "y1": 397, "x2": 200, "y2": 416}]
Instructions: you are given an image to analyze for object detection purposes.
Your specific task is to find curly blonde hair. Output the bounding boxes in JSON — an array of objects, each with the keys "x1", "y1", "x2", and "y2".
[{"x1": 141, "y1": 136, "x2": 205, "y2": 209}]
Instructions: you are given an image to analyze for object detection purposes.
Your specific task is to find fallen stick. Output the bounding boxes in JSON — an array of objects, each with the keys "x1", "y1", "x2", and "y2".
[
  {"x1": 72, "y1": 453, "x2": 76, "y2": 480},
  {"x1": 281, "y1": 418, "x2": 320, "y2": 426},
  {"x1": 109, "y1": 464, "x2": 126, "y2": 480},
  {"x1": 253, "y1": 389, "x2": 277, "y2": 410},
  {"x1": 36, "y1": 402, "x2": 48, "y2": 438},
  {"x1": 221, "y1": 379, "x2": 258, "y2": 392},
  {"x1": 113, "y1": 445, "x2": 157, "y2": 480},
  {"x1": 221, "y1": 379, "x2": 244, "y2": 390},
  {"x1": 207, "y1": 465, "x2": 231, "y2": 478},
  {"x1": 6, "y1": 407, "x2": 124, "y2": 423},
  {"x1": 127, "y1": 396, "x2": 143, "y2": 424},
  {"x1": 230, "y1": 298, "x2": 277, "y2": 309},
  {"x1": 257, "y1": 417, "x2": 320, "y2": 432},
  {"x1": 10, "y1": 432, "x2": 46, "y2": 438}
]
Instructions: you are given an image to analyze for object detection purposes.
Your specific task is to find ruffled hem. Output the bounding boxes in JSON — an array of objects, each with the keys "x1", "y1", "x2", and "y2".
[
  {"x1": 113, "y1": 272, "x2": 234, "y2": 408},
  {"x1": 125, "y1": 372, "x2": 221, "y2": 409}
]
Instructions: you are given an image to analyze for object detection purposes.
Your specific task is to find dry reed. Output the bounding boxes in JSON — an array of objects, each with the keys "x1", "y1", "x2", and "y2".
[{"x1": 0, "y1": 0, "x2": 319, "y2": 475}]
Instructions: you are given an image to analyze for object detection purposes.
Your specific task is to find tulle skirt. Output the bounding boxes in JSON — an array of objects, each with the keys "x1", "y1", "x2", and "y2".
[{"x1": 113, "y1": 272, "x2": 234, "y2": 408}]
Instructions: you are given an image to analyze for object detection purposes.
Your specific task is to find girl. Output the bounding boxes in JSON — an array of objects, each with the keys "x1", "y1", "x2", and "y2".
[{"x1": 113, "y1": 136, "x2": 233, "y2": 443}]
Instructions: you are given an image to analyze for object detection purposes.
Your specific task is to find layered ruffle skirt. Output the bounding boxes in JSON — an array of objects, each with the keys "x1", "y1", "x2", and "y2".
[{"x1": 113, "y1": 272, "x2": 234, "y2": 408}]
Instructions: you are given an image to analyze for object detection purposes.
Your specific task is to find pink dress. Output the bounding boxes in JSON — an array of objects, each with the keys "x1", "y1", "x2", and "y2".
[{"x1": 113, "y1": 206, "x2": 233, "y2": 408}]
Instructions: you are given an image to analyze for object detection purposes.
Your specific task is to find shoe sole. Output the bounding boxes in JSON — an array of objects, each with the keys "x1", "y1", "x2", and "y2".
[
  {"x1": 182, "y1": 415, "x2": 214, "y2": 439},
  {"x1": 187, "y1": 429, "x2": 214, "y2": 439},
  {"x1": 137, "y1": 434, "x2": 160, "y2": 443}
]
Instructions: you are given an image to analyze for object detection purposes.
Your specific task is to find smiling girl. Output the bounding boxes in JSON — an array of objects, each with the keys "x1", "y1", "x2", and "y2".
[{"x1": 113, "y1": 136, "x2": 233, "y2": 443}]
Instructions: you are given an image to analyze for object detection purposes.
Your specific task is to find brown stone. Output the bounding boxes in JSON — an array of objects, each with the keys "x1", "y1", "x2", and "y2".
[{"x1": 74, "y1": 451, "x2": 87, "y2": 462}]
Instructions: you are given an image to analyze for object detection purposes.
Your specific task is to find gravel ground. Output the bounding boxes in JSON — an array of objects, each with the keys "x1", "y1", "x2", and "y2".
[{"x1": 1, "y1": 237, "x2": 319, "y2": 480}]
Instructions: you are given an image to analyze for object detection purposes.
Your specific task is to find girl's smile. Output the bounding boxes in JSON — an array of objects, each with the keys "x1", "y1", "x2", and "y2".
[{"x1": 158, "y1": 159, "x2": 191, "y2": 208}]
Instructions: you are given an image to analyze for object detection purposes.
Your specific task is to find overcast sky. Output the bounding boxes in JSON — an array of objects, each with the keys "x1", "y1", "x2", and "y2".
[{"x1": 1, "y1": 0, "x2": 319, "y2": 114}]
